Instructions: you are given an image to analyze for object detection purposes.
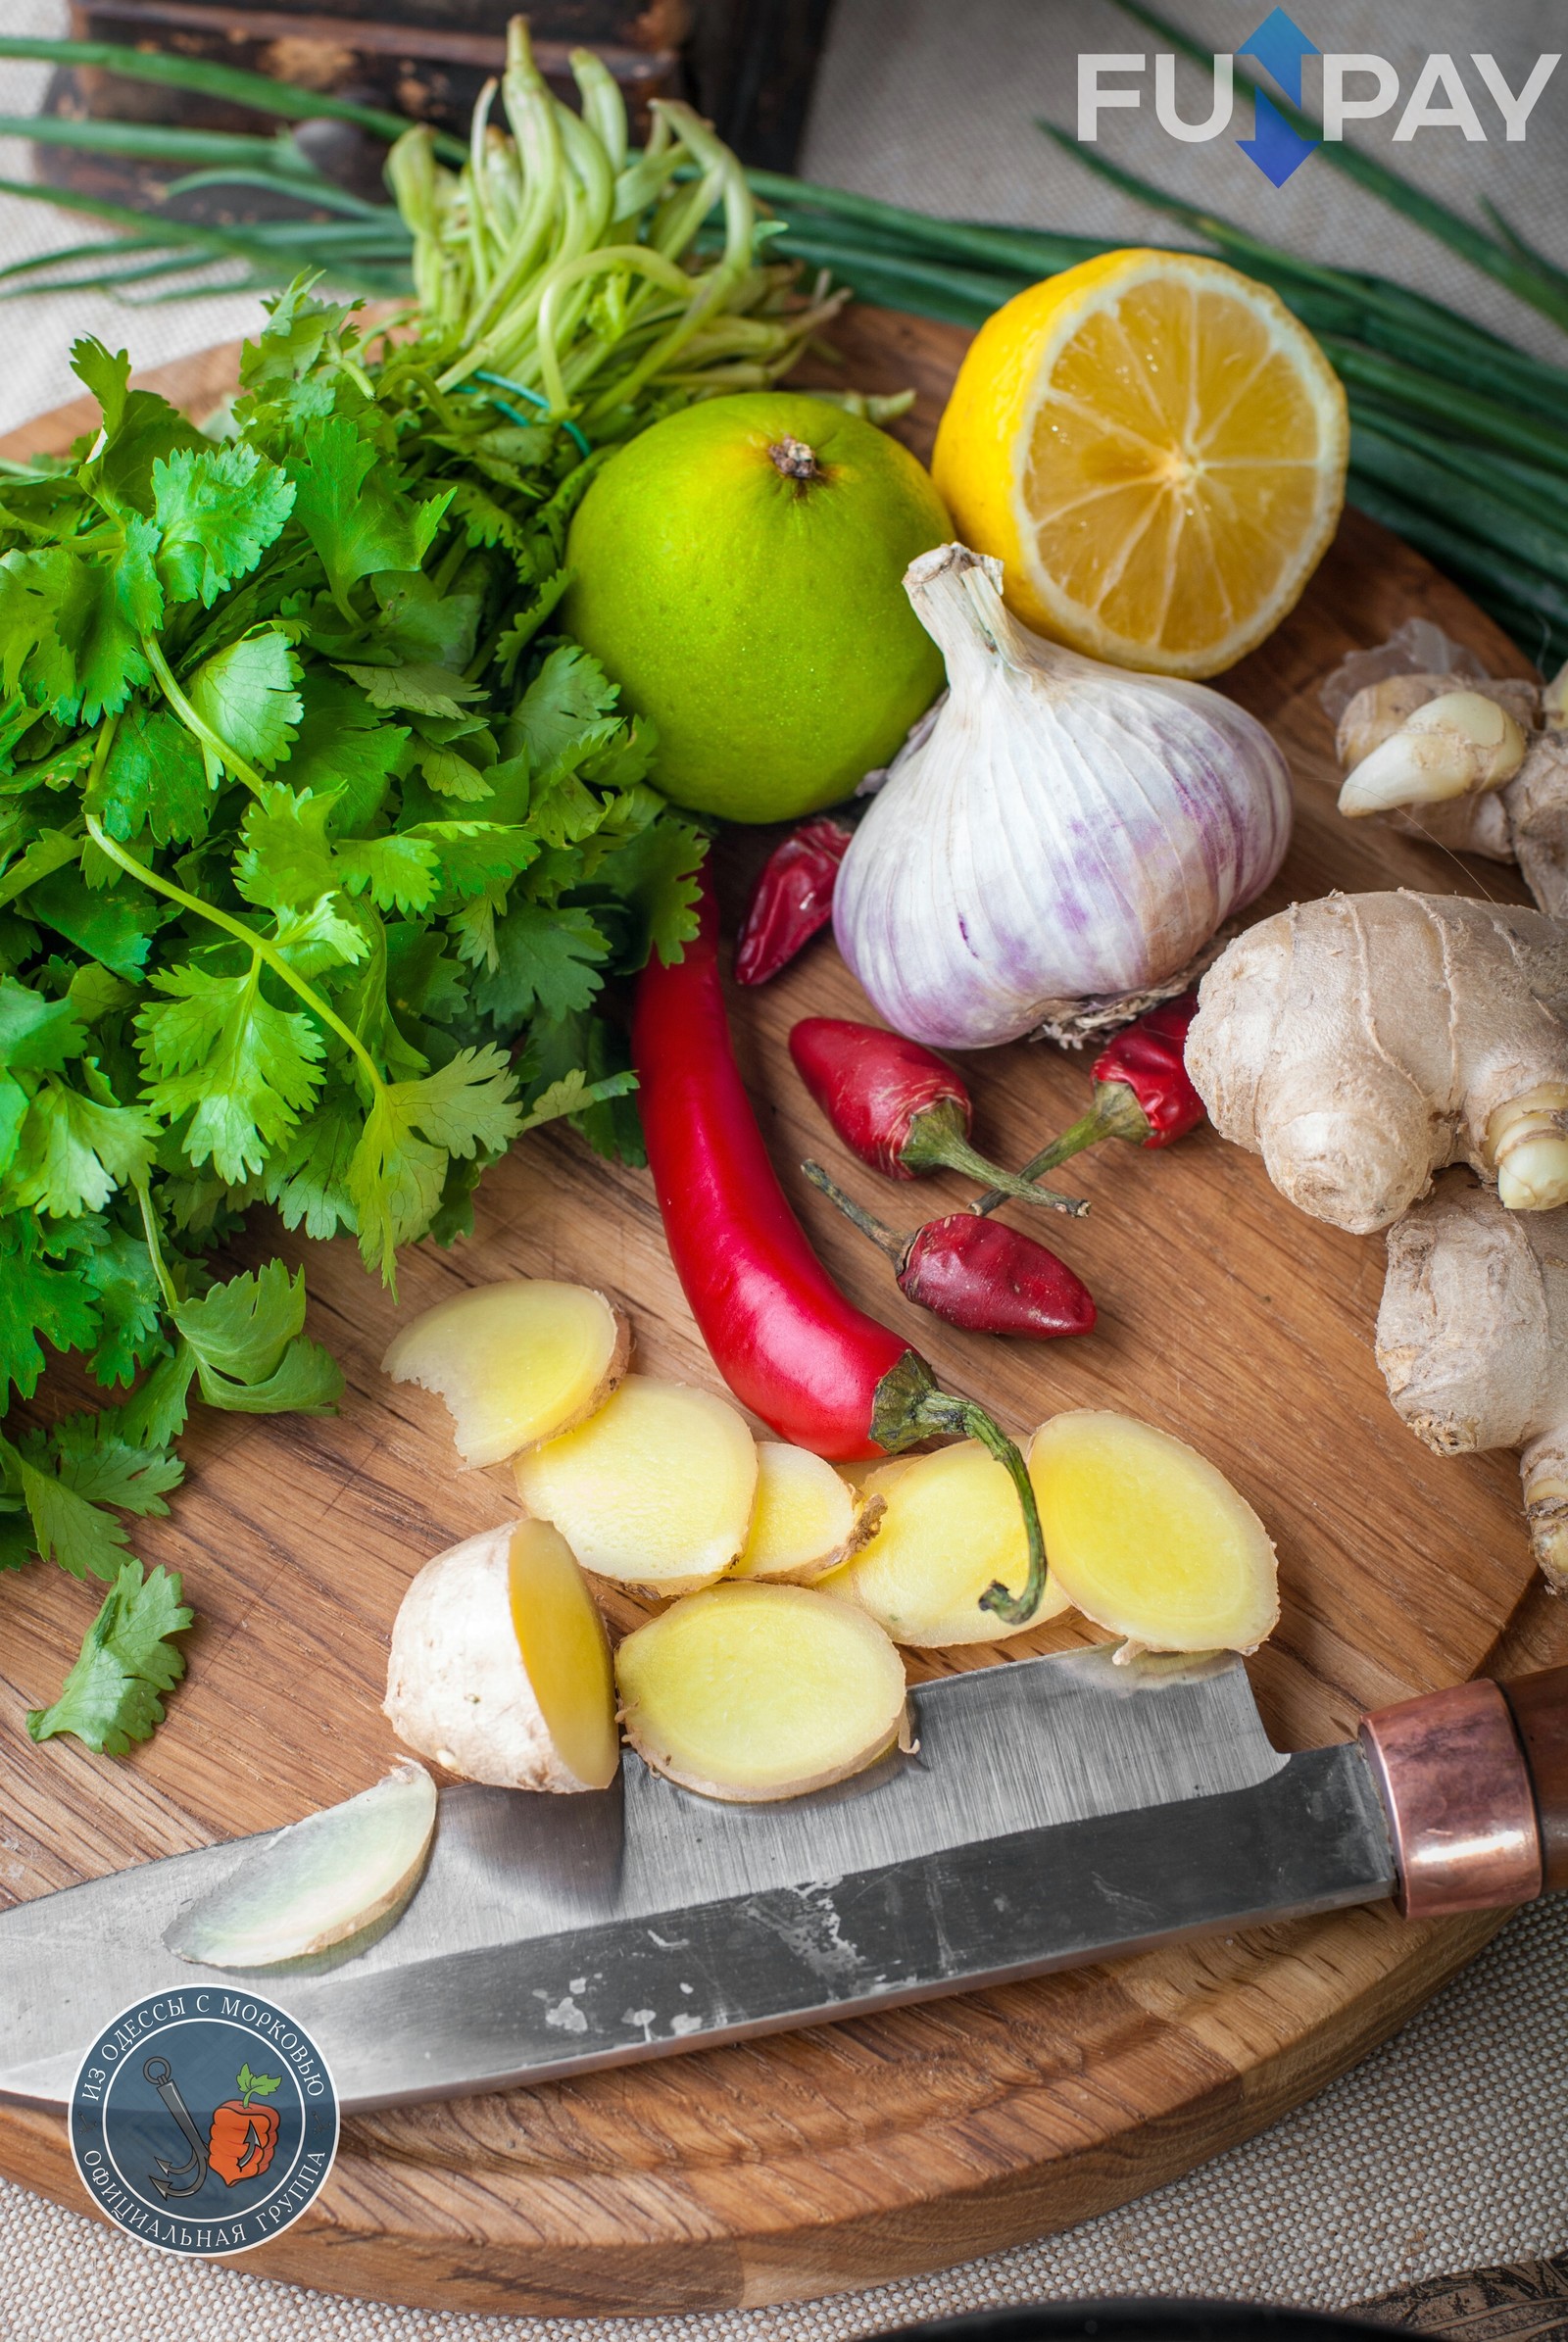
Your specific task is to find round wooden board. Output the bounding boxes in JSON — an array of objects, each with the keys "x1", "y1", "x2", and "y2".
[{"x1": 3, "y1": 309, "x2": 1566, "y2": 2319}]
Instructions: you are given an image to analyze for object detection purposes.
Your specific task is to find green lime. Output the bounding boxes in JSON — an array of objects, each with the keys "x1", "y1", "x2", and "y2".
[{"x1": 563, "y1": 393, "x2": 951, "y2": 822}]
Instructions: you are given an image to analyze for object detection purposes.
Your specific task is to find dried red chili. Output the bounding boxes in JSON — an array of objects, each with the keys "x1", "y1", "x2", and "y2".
[
  {"x1": 733, "y1": 817, "x2": 855, "y2": 986},
  {"x1": 972, "y1": 994, "x2": 1204, "y2": 1216},
  {"x1": 790, "y1": 1015, "x2": 1085, "y2": 1214},
  {"x1": 803, "y1": 1162, "x2": 1096, "y2": 1342}
]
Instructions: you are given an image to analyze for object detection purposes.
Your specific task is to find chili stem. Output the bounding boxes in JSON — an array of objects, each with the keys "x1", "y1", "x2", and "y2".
[
  {"x1": 901, "y1": 1098, "x2": 1089, "y2": 1216},
  {"x1": 802, "y1": 1159, "x2": 906, "y2": 1264},
  {"x1": 869, "y1": 1352, "x2": 1048, "y2": 1626}
]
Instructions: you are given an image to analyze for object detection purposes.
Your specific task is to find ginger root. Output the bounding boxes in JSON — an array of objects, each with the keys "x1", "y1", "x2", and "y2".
[
  {"x1": 385, "y1": 1520, "x2": 618, "y2": 1790},
  {"x1": 1187, "y1": 891, "x2": 1568, "y2": 1233},
  {"x1": 1334, "y1": 669, "x2": 1568, "y2": 919},
  {"x1": 1027, "y1": 1411, "x2": 1279, "y2": 1656},
  {"x1": 615, "y1": 1583, "x2": 910, "y2": 1801},
  {"x1": 1377, "y1": 1177, "x2": 1568, "y2": 1594}
]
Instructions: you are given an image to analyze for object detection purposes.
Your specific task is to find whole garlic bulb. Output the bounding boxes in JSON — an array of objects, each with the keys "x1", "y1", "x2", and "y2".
[{"x1": 834, "y1": 545, "x2": 1294, "y2": 1049}]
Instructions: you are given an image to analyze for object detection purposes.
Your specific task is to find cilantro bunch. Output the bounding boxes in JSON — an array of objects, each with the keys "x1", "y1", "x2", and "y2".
[{"x1": 1, "y1": 283, "x2": 706, "y2": 1747}]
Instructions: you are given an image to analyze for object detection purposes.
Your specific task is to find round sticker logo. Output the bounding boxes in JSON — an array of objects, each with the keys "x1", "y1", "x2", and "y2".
[{"x1": 69, "y1": 1990, "x2": 338, "y2": 2257}]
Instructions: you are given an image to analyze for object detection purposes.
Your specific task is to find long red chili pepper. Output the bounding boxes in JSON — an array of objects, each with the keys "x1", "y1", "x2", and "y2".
[
  {"x1": 789, "y1": 1016, "x2": 1086, "y2": 1215},
  {"x1": 733, "y1": 817, "x2": 856, "y2": 986},
  {"x1": 632, "y1": 874, "x2": 1047, "y2": 1625},
  {"x1": 971, "y1": 994, "x2": 1204, "y2": 1217},
  {"x1": 802, "y1": 1162, "x2": 1096, "y2": 1341}
]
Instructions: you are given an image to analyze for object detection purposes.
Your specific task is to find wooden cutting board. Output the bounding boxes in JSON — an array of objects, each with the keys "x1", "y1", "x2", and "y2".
[{"x1": 3, "y1": 307, "x2": 1565, "y2": 2318}]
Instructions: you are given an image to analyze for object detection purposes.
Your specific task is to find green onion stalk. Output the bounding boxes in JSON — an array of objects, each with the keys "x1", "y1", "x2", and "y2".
[
  {"x1": 6, "y1": 21, "x2": 1568, "y2": 655},
  {"x1": 383, "y1": 23, "x2": 843, "y2": 437}
]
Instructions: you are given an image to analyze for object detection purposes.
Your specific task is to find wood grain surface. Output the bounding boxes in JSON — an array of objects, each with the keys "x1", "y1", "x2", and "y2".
[{"x1": 2, "y1": 307, "x2": 1565, "y2": 2318}]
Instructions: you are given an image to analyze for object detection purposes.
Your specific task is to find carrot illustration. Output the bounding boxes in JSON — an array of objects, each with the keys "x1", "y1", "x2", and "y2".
[{"x1": 207, "y1": 2062, "x2": 281, "y2": 2185}]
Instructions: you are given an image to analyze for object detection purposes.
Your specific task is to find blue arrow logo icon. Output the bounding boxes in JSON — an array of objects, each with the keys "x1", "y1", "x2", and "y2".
[
  {"x1": 1237, "y1": 87, "x2": 1318, "y2": 184},
  {"x1": 1236, "y1": 6, "x2": 1320, "y2": 183}
]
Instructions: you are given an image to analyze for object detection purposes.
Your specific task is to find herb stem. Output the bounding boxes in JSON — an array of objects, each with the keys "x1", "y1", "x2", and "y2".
[
  {"x1": 83, "y1": 815, "x2": 389, "y2": 1100},
  {"x1": 140, "y1": 635, "x2": 265, "y2": 797},
  {"x1": 132, "y1": 1175, "x2": 180, "y2": 1315}
]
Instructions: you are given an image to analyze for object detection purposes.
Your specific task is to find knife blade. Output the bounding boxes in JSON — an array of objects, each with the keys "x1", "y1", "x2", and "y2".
[{"x1": 2, "y1": 1640, "x2": 1550, "y2": 2116}]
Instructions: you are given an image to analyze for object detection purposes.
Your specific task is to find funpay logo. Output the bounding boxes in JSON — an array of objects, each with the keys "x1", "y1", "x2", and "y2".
[{"x1": 1078, "y1": 8, "x2": 1561, "y2": 186}]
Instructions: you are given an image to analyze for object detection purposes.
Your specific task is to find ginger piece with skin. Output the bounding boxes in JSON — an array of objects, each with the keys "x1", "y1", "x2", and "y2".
[
  {"x1": 1377, "y1": 1177, "x2": 1568, "y2": 1594},
  {"x1": 1334, "y1": 667, "x2": 1568, "y2": 918},
  {"x1": 1187, "y1": 892, "x2": 1568, "y2": 1234}
]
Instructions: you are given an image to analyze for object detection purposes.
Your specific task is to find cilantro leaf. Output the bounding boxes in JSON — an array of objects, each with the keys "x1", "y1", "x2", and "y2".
[
  {"x1": 152, "y1": 443, "x2": 296, "y2": 609},
  {"x1": 137, "y1": 961, "x2": 324, "y2": 1182},
  {"x1": 348, "y1": 1046, "x2": 520, "y2": 1280},
  {"x1": 338, "y1": 660, "x2": 484, "y2": 720},
  {"x1": 0, "y1": 975, "x2": 85, "y2": 1072},
  {"x1": 512, "y1": 643, "x2": 620, "y2": 768},
  {"x1": 0, "y1": 1216, "x2": 102, "y2": 1399},
  {"x1": 2, "y1": 1413, "x2": 183, "y2": 1580},
  {"x1": 27, "y1": 1560, "x2": 193, "y2": 1753},
  {"x1": 0, "y1": 546, "x2": 150, "y2": 724},
  {"x1": 234, "y1": 783, "x2": 336, "y2": 912},
  {"x1": 82, "y1": 1226, "x2": 167, "y2": 1388},
  {"x1": 472, "y1": 903, "x2": 607, "y2": 1028},
  {"x1": 288, "y1": 417, "x2": 453, "y2": 610},
  {"x1": 188, "y1": 629, "x2": 302, "y2": 781},
  {"x1": 336, "y1": 831, "x2": 439, "y2": 916},
  {"x1": 88, "y1": 703, "x2": 213, "y2": 848},
  {"x1": 598, "y1": 818, "x2": 707, "y2": 966},
  {"x1": 173, "y1": 1258, "x2": 342, "y2": 1416},
  {"x1": 3, "y1": 1078, "x2": 157, "y2": 1216},
  {"x1": 516, "y1": 1066, "x2": 638, "y2": 1135},
  {"x1": 24, "y1": 865, "x2": 165, "y2": 983}
]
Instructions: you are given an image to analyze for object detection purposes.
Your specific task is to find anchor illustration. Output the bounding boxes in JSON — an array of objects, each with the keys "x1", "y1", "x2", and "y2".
[{"x1": 142, "y1": 2057, "x2": 210, "y2": 2199}]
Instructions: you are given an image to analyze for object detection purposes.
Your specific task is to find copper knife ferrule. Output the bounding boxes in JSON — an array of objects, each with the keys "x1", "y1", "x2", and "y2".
[{"x1": 1358, "y1": 1678, "x2": 1543, "y2": 1919}]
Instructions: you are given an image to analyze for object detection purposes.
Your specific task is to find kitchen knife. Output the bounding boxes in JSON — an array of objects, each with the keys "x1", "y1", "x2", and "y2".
[{"x1": 2, "y1": 1642, "x2": 1561, "y2": 2115}]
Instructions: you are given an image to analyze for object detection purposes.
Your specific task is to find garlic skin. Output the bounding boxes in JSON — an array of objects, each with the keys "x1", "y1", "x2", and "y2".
[{"x1": 834, "y1": 545, "x2": 1294, "y2": 1049}]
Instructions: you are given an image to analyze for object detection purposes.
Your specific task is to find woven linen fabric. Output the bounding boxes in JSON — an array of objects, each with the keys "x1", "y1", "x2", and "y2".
[
  {"x1": 3, "y1": 0, "x2": 1568, "y2": 2331},
  {"x1": 4, "y1": 1896, "x2": 1568, "y2": 2338}
]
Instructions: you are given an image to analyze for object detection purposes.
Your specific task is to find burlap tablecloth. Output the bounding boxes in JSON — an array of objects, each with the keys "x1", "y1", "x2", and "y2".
[{"x1": 3, "y1": 1, "x2": 1568, "y2": 2329}]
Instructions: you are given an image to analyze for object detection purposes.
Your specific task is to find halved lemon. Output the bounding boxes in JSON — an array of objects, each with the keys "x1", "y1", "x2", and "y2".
[{"x1": 931, "y1": 248, "x2": 1348, "y2": 678}]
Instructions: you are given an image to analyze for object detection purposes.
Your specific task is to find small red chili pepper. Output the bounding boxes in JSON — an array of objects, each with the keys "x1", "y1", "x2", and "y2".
[
  {"x1": 734, "y1": 816, "x2": 856, "y2": 986},
  {"x1": 971, "y1": 994, "x2": 1204, "y2": 1217},
  {"x1": 632, "y1": 873, "x2": 1047, "y2": 1624},
  {"x1": 803, "y1": 1161, "x2": 1096, "y2": 1341},
  {"x1": 789, "y1": 1015, "x2": 1087, "y2": 1216}
]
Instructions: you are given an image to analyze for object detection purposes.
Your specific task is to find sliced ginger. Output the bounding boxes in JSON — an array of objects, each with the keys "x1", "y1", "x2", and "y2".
[
  {"x1": 385, "y1": 1519, "x2": 618, "y2": 1791},
  {"x1": 615, "y1": 1582, "x2": 909, "y2": 1801},
  {"x1": 817, "y1": 1439, "x2": 1069, "y2": 1645},
  {"x1": 514, "y1": 1373, "x2": 758, "y2": 1594},
  {"x1": 1028, "y1": 1411, "x2": 1278, "y2": 1655},
  {"x1": 731, "y1": 1443, "x2": 881, "y2": 1582},
  {"x1": 382, "y1": 1278, "x2": 628, "y2": 1467}
]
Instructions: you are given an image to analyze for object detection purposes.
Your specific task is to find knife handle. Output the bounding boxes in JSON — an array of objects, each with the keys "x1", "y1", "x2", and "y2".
[{"x1": 1358, "y1": 1665, "x2": 1568, "y2": 1919}]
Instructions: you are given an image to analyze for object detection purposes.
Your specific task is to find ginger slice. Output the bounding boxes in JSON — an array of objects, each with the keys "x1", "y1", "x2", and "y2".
[
  {"x1": 731, "y1": 1443, "x2": 881, "y2": 1582},
  {"x1": 816, "y1": 1439, "x2": 1069, "y2": 1645},
  {"x1": 514, "y1": 1373, "x2": 758, "y2": 1595},
  {"x1": 1027, "y1": 1411, "x2": 1278, "y2": 1655},
  {"x1": 615, "y1": 1582, "x2": 909, "y2": 1802},
  {"x1": 385, "y1": 1519, "x2": 617, "y2": 1791},
  {"x1": 382, "y1": 1278, "x2": 628, "y2": 1468},
  {"x1": 169, "y1": 1762, "x2": 437, "y2": 1967}
]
